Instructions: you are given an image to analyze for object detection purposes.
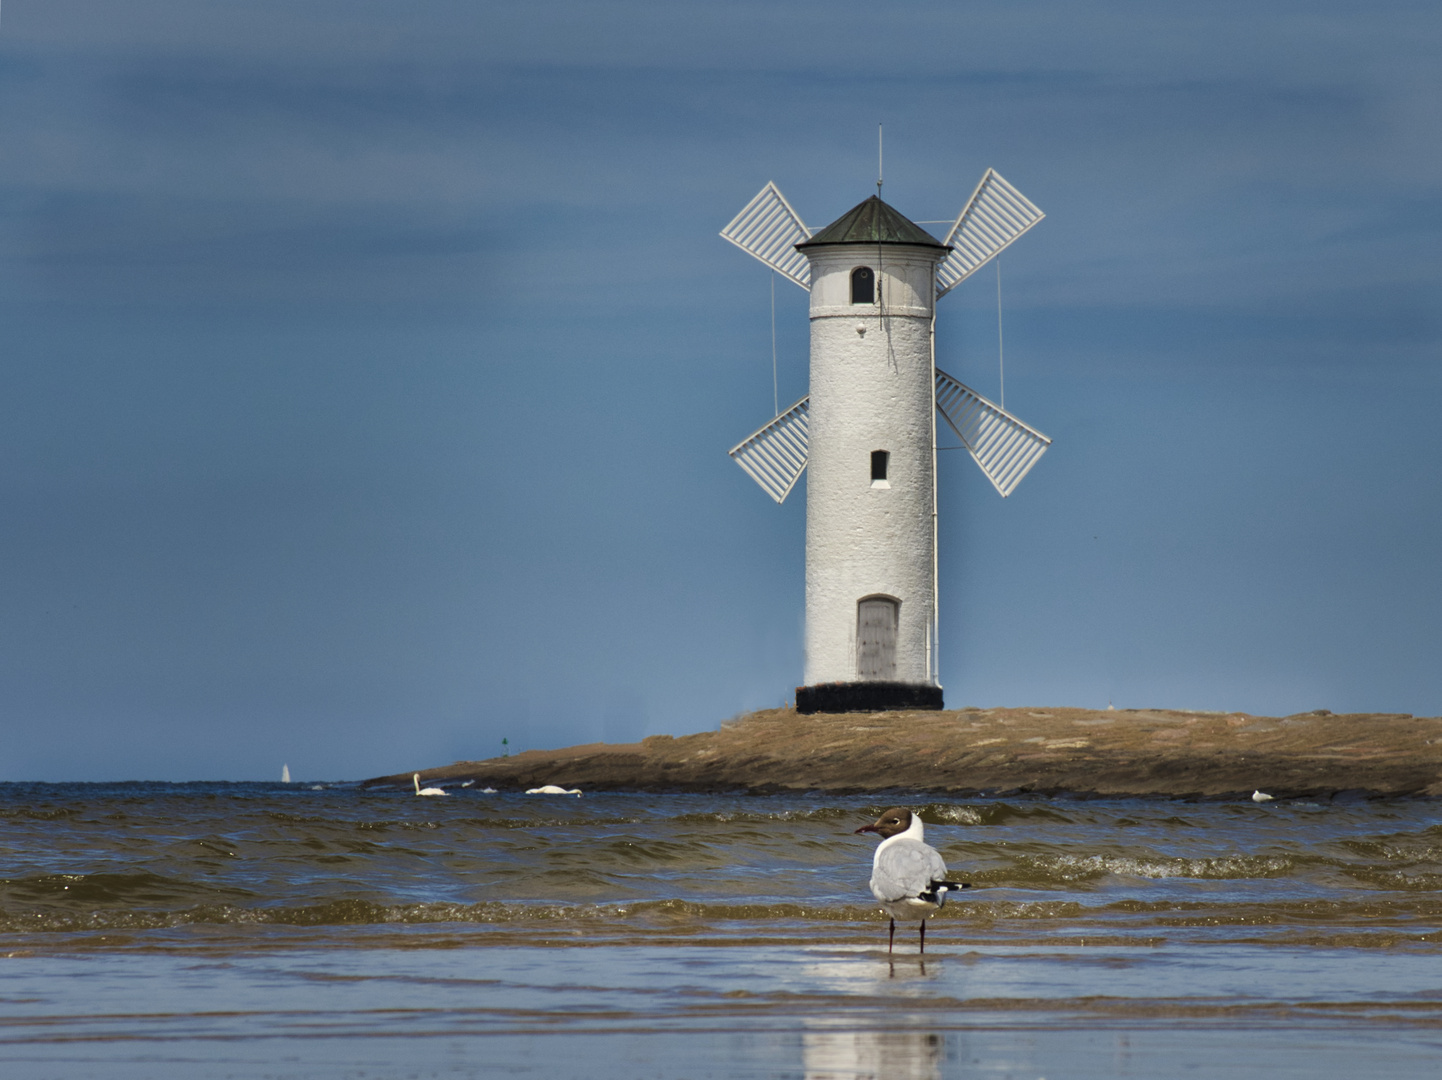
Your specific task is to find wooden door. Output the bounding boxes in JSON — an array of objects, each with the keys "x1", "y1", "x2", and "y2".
[{"x1": 856, "y1": 597, "x2": 898, "y2": 680}]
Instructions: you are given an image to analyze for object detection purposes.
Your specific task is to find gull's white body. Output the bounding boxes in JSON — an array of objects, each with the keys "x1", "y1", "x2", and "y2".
[
  {"x1": 869, "y1": 813, "x2": 951, "y2": 923},
  {"x1": 857, "y1": 807, "x2": 968, "y2": 953}
]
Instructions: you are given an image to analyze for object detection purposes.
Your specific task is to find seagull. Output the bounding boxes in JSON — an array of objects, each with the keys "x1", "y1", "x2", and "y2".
[
  {"x1": 525, "y1": 784, "x2": 582, "y2": 796},
  {"x1": 855, "y1": 807, "x2": 970, "y2": 954},
  {"x1": 1252, "y1": 790, "x2": 1274, "y2": 802},
  {"x1": 413, "y1": 773, "x2": 447, "y2": 797}
]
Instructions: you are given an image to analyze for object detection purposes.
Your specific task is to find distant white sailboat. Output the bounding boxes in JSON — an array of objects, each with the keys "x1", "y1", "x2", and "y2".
[{"x1": 281, "y1": 764, "x2": 291, "y2": 784}]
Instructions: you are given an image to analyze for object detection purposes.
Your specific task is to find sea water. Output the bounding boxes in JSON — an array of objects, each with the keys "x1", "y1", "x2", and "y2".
[{"x1": 3, "y1": 782, "x2": 1442, "y2": 1078}]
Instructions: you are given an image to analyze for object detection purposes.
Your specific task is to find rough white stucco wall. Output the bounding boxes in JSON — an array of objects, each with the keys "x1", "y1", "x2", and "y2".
[{"x1": 803, "y1": 245, "x2": 942, "y2": 687}]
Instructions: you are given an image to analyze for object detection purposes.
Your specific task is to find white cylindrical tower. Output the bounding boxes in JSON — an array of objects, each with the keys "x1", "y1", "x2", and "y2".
[{"x1": 794, "y1": 196, "x2": 949, "y2": 714}]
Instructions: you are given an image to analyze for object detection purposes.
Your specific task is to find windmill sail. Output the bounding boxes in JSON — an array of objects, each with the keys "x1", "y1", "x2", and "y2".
[
  {"x1": 728, "y1": 396, "x2": 810, "y2": 503},
  {"x1": 720, "y1": 182, "x2": 813, "y2": 290},
  {"x1": 935, "y1": 170, "x2": 1045, "y2": 298},
  {"x1": 935, "y1": 368, "x2": 1051, "y2": 497}
]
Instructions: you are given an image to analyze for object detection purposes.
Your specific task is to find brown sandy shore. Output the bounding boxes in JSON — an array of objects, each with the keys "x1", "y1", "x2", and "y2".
[{"x1": 364, "y1": 706, "x2": 1442, "y2": 799}]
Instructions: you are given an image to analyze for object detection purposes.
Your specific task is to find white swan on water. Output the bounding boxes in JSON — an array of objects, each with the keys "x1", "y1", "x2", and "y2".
[
  {"x1": 413, "y1": 773, "x2": 447, "y2": 797},
  {"x1": 526, "y1": 785, "x2": 582, "y2": 796}
]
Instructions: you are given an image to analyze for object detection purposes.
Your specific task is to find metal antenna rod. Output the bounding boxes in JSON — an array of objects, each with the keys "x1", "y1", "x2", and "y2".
[
  {"x1": 996, "y1": 256, "x2": 1005, "y2": 409},
  {"x1": 877, "y1": 124, "x2": 883, "y2": 196},
  {"x1": 930, "y1": 311, "x2": 940, "y2": 689},
  {"x1": 770, "y1": 272, "x2": 779, "y2": 416}
]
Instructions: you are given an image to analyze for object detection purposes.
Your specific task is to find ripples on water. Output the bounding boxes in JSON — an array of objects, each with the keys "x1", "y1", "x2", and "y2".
[
  {"x1": 4, "y1": 783, "x2": 1442, "y2": 1077},
  {"x1": 6, "y1": 784, "x2": 1442, "y2": 948}
]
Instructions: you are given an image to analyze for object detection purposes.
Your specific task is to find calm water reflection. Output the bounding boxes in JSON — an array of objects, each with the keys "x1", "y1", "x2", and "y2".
[{"x1": 804, "y1": 1028, "x2": 943, "y2": 1080}]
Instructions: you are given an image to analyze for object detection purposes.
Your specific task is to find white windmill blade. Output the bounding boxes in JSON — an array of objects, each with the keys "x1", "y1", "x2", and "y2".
[
  {"x1": 935, "y1": 169, "x2": 1045, "y2": 298},
  {"x1": 720, "y1": 182, "x2": 813, "y2": 291},
  {"x1": 934, "y1": 367, "x2": 1051, "y2": 498},
  {"x1": 728, "y1": 396, "x2": 810, "y2": 503}
]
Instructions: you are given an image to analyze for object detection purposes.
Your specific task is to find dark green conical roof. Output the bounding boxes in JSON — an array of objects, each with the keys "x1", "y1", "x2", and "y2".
[{"x1": 796, "y1": 194, "x2": 947, "y2": 250}]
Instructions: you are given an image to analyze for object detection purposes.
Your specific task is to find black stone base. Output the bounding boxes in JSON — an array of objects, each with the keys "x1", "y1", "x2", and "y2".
[{"x1": 795, "y1": 681, "x2": 944, "y2": 714}]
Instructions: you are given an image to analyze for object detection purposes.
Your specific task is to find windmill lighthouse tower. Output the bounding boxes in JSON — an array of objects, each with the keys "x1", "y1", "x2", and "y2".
[{"x1": 723, "y1": 169, "x2": 1052, "y2": 713}]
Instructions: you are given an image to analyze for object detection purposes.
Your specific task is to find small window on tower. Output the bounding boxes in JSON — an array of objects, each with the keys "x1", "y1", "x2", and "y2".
[
  {"x1": 871, "y1": 449, "x2": 890, "y2": 488},
  {"x1": 850, "y1": 266, "x2": 875, "y2": 304}
]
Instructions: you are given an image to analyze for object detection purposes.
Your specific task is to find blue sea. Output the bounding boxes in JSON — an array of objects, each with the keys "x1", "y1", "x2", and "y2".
[{"x1": 4, "y1": 782, "x2": 1442, "y2": 1078}]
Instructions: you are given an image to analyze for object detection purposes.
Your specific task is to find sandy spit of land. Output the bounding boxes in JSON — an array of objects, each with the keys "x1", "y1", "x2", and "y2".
[{"x1": 364, "y1": 706, "x2": 1442, "y2": 799}]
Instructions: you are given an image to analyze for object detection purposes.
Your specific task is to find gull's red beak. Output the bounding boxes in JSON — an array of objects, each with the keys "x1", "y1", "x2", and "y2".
[{"x1": 854, "y1": 824, "x2": 878, "y2": 835}]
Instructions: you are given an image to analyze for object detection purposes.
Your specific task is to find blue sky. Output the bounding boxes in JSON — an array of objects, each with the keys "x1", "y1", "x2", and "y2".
[{"x1": 0, "y1": 1, "x2": 1438, "y2": 780}]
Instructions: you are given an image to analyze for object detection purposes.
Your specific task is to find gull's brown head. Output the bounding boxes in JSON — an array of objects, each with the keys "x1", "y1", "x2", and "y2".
[{"x1": 855, "y1": 807, "x2": 913, "y2": 839}]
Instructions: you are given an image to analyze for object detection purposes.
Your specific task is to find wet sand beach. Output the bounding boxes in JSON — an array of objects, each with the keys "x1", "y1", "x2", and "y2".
[{"x1": 367, "y1": 705, "x2": 1442, "y2": 798}]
